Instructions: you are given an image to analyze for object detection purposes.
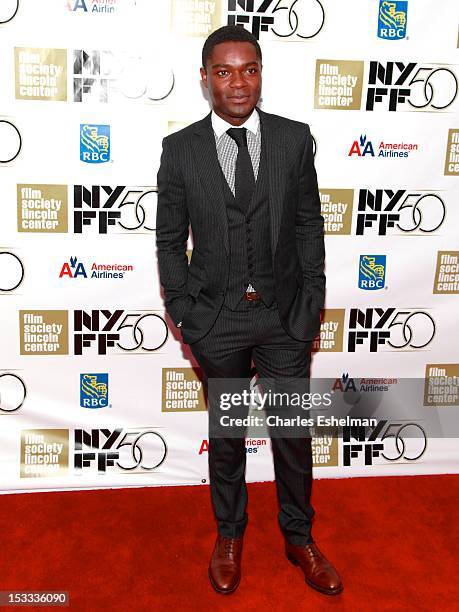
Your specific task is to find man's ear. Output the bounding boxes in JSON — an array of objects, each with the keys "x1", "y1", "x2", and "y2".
[{"x1": 200, "y1": 67, "x2": 208, "y2": 89}]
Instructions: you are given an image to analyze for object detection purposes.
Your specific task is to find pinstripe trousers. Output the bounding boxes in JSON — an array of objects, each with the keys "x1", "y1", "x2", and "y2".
[{"x1": 189, "y1": 299, "x2": 315, "y2": 546}]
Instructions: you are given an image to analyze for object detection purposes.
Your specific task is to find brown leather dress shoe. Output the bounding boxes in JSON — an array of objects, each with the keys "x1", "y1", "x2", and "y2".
[
  {"x1": 285, "y1": 541, "x2": 343, "y2": 595},
  {"x1": 208, "y1": 535, "x2": 243, "y2": 594}
]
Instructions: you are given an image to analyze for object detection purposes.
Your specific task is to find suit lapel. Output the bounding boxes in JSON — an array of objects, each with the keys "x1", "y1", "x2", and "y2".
[
  {"x1": 191, "y1": 113, "x2": 229, "y2": 254},
  {"x1": 190, "y1": 110, "x2": 287, "y2": 259},
  {"x1": 258, "y1": 109, "x2": 287, "y2": 260}
]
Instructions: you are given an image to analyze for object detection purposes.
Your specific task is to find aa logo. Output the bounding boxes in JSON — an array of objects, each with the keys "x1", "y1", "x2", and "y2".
[
  {"x1": 348, "y1": 135, "x2": 374, "y2": 157},
  {"x1": 60, "y1": 256, "x2": 87, "y2": 278},
  {"x1": 67, "y1": 0, "x2": 119, "y2": 13},
  {"x1": 59, "y1": 256, "x2": 134, "y2": 279}
]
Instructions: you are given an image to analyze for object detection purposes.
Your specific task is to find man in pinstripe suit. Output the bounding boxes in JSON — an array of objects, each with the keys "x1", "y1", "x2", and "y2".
[{"x1": 156, "y1": 25, "x2": 342, "y2": 596}]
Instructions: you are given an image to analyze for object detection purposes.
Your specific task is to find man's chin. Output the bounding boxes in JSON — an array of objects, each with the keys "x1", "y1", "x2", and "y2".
[{"x1": 226, "y1": 104, "x2": 256, "y2": 119}]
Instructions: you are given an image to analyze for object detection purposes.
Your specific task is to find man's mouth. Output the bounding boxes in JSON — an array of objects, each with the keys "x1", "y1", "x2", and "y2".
[{"x1": 229, "y1": 95, "x2": 250, "y2": 103}]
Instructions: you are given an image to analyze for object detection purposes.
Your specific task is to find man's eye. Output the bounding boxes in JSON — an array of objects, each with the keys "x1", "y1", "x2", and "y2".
[
  {"x1": 217, "y1": 70, "x2": 229, "y2": 76},
  {"x1": 247, "y1": 68, "x2": 258, "y2": 74}
]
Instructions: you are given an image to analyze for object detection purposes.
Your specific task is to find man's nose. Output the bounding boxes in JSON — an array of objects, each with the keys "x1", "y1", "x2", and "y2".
[{"x1": 229, "y1": 71, "x2": 247, "y2": 89}]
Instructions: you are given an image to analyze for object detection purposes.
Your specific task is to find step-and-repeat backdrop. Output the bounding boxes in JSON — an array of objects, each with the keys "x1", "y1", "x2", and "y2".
[{"x1": 0, "y1": 0, "x2": 458, "y2": 493}]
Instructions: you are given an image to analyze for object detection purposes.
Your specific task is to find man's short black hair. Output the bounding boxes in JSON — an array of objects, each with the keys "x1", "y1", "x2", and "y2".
[{"x1": 202, "y1": 25, "x2": 262, "y2": 69}]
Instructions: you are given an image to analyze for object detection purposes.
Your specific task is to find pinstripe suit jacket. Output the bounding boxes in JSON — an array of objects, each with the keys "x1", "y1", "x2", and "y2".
[{"x1": 156, "y1": 108, "x2": 325, "y2": 345}]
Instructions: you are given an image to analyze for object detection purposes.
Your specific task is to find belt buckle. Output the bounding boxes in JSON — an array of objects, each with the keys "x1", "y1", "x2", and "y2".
[{"x1": 245, "y1": 291, "x2": 260, "y2": 302}]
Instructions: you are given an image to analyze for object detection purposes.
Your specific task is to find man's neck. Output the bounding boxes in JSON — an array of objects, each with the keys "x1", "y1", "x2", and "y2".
[{"x1": 211, "y1": 108, "x2": 259, "y2": 138}]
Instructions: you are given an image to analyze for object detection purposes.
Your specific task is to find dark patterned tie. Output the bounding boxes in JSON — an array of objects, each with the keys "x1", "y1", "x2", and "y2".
[{"x1": 226, "y1": 127, "x2": 255, "y2": 213}]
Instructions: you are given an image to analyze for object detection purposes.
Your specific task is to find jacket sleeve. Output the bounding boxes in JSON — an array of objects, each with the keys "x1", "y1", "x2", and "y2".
[
  {"x1": 156, "y1": 136, "x2": 191, "y2": 326},
  {"x1": 295, "y1": 125, "x2": 326, "y2": 310}
]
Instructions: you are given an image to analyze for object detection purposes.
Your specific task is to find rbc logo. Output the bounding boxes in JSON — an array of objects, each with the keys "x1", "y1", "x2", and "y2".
[
  {"x1": 80, "y1": 124, "x2": 110, "y2": 163},
  {"x1": 80, "y1": 373, "x2": 109, "y2": 408},
  {"x1": 358, "y1": 255, "x2": 386, "y2": 290},
  {"x1": 377, "y1": 1, "x2": 408, "y2": 40}
]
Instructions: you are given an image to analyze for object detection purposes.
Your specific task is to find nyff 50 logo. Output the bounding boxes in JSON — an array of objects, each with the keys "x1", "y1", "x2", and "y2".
[
  {"x1": 73, "y1": 49, "x2": 174, "y2": 103},
  {"x1": 314, "y1": 59, "x2": 458, "y2": 112},
  {"x1": 74, "y1": 185, "x2": 157, "y2": 233},
  {"x1": 342, "y1": 421, "x2": 426, "y2": 466},
  {"x1": 348, "y1": 308, "x2": 435, "y2": 352},
  {"x1": 18, "y1": 310, "x2": 168, "y2": 355},
  {"x1": 227, "y1": 0, "x2": 325, "y2": 41},
  {"x1": 74, "y1": 428, "x2": 167, "y2": 473},
  {"x1": 356, "y1": 189, "x2": 445, "y2": 235},
  {"x1": 74, "y1": 310, "x2": 168, "y2": 354},
  {"x1": 366, "y1": 61, "x2": 457, "y2": 111}
]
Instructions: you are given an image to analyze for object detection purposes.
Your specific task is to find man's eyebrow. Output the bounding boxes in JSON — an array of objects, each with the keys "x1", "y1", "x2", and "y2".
[{"x1": 211, "y1": 61, "x2": 259, "y2": 69}]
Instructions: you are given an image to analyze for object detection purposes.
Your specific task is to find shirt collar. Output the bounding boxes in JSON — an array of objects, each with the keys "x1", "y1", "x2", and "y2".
[{"x1": 211, "y1": 108, "x2": 260, "y2": 139}]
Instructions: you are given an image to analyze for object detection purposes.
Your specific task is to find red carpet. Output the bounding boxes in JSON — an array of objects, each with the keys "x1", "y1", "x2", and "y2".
[{"x1": 1, "y1": 475, "x2": 458, "y2": 611}]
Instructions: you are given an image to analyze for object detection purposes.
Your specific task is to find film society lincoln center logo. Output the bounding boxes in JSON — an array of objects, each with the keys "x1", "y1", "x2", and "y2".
[
  {"x1": 312, "y1": 309, "x2": 345, "y2": 353},
  {"x1": 20, "y1": 429, "x2": 69, "y2": 478},
  {"x1": 314, "y1": 60, "x2": 363, "y2": 110},
  {"x1": 15, "y1": 48, "x2": 67, "y2": 101},
  {"x1": 20, "y1": 311, "x2": 68, "y2": 355},
  {"x1": 433, "y1": 251, "x2": 459, "y2": 294},
  {"x1": 17, "y1": 185, "x2": 68, "y2": 233},
  {"x1": 162, "y1": 368, "x2": 206, "y2": 412},
  {"x1": 424, "y1": 364, "x2": 459, "y2": 407},
  {"x1": 311, "y1": 428, "x2": 338, "y2": 468},
  {"x1": 320, "y1": 189, "x2": 353, "y2": 235},
  {"x1": 444, "y1": 129, "x2": 459, "y2": 176}
]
